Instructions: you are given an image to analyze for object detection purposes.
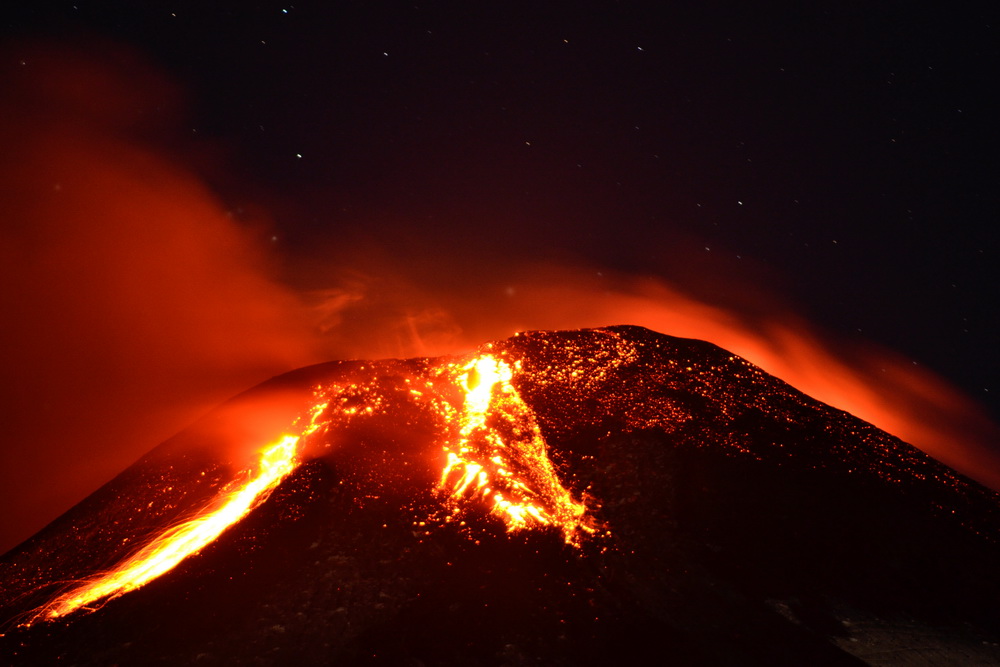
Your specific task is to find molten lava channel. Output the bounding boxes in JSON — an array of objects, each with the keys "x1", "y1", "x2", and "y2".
[
  {"x1": 29, "y1": 435, "x2": 300, "y2": 623},
  {"x1": 436, "y1": 356, "x2": 594, "y2": 545}
]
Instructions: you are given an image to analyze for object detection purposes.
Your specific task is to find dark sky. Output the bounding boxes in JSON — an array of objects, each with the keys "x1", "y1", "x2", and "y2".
[{"x1": 1, "y1": 2, "x2": 997, "y2": 552}]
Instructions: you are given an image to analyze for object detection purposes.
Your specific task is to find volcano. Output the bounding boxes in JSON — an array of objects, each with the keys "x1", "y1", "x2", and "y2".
[{"x1": 1, "y1": 326, "x2": 998, "y2": 666}]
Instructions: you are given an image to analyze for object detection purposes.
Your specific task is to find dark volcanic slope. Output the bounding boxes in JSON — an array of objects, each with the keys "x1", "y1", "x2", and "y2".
[{"x1": 2, "y1": 326, "x2": 998, "y2": 666}]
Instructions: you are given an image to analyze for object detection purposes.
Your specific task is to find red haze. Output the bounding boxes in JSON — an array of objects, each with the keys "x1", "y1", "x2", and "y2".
[{"x1": 0, "y1": 43, "x2": 321, "y2": 554}]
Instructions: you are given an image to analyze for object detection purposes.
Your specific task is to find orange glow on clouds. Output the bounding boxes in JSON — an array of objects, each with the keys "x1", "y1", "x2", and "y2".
[{"x1": 0, "y1": 43, "x2": 321, "y2": 554}]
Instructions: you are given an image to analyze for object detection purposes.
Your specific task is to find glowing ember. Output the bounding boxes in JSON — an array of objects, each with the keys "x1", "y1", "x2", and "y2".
[
  {"x1": 435, "y1": 354, "x2": 595, "y2": 545},
  {"x1": 28, "y1": 435, "x2": 300, "y2": 623}
]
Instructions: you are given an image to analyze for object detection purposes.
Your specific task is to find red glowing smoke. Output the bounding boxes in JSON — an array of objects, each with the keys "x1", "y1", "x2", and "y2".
[{"x1": 0, "y1": 42, "x2": 322, "y2": 553}]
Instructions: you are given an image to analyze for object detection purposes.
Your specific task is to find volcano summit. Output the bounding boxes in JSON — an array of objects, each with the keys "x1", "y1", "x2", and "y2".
[{"x1": 1, "y1": 326, "x2": 998, "y2": 665}]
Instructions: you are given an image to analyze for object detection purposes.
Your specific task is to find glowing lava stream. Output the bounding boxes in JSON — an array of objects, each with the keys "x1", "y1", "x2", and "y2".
[
  {"x1": 28, "y1": 435, "x2": 301, "y2": 623},
  {"x1": 437, "y1": 355, "x2": 594, "y2": 545}
]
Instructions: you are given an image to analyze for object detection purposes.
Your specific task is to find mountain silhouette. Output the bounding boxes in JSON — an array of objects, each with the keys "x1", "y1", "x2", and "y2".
[{"x1": 1, "y1": 326, "x2": 998, "y2": 665}]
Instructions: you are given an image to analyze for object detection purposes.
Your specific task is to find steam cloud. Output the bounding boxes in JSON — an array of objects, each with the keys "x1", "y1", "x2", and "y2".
[{"x1": 1, "y1": 41, "x2": 997, "y2": 555}]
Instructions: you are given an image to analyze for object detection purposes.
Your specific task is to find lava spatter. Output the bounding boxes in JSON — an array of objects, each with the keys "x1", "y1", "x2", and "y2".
[{"x1": 291, "y1": 352, "x2": 598, "y2": 544}]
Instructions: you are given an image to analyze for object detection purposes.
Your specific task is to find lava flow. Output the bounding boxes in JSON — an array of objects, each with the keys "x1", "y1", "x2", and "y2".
[
  {"x1": 435, "y1": 355, "x2": 594, "y2": 545},
  {"x1": 27, "y1": 435, "x2": 301, "y2": 623},
  {"x1": 23, "y1": 352, "x2": 594, "y2": 624}
]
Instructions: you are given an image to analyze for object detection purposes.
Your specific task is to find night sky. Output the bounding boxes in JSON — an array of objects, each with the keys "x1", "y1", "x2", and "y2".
[{"x1": 1, "y1": 2, "x2": 997, "y2": 552}]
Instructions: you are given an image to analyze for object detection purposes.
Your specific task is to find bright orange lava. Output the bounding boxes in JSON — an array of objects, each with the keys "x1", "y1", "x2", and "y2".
[
  {"x1": 28, "y1": 435, "x2": 300, "y2": 623},
  {"x1": 436, "y1": 354, "x2": 595, "y2": 545}
]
